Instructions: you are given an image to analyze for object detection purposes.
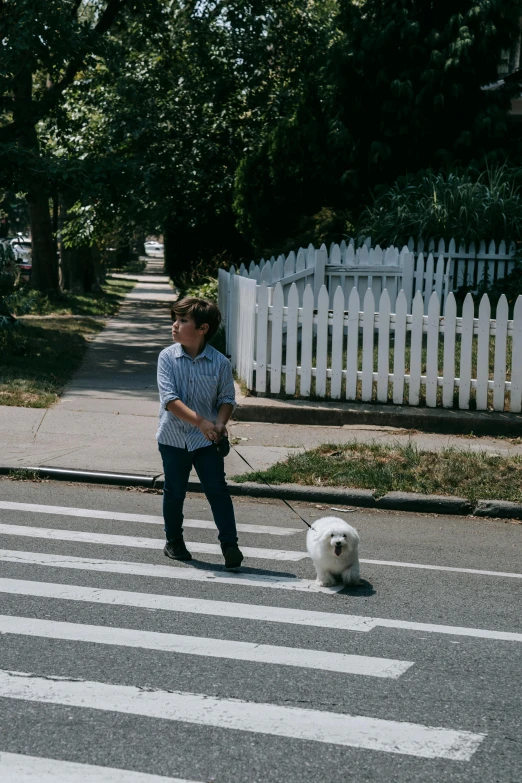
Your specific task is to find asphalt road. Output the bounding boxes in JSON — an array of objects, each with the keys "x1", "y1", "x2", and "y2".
[{"x1": 0, "y1": 476, "x2": 520, "y2": 783}]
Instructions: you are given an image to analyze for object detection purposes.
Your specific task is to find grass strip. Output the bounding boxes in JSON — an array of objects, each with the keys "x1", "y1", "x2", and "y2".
[
  {"x1": 231, "y1": 441, "x2": 522, "y2": 504},
  {"x1": 0, "y1": 277, "x2": 136, "y2": 407},
  {"x1": 0, "y1": 318, "x2": 106, "y2": 407},
  {"x1": 13, "y1": 278, "x2": 135, "y2": 317}
]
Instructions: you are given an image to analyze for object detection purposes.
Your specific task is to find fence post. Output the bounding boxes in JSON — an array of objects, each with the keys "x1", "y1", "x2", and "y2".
[
  {"x1": 401, "y1": 251, "x2": 415, "y2": 312},
  {"x1": 493, "y1": 294, "x2": 509, "y2": 411},
  {"x1": 300, "y1": 284, "x2": 314, "y2": 397},
  {"x1": 425, "y1": 291, "x2": 440, "y2": 407},
  {"x1": 238, "y1": 276, "x2": 257, "y2": 390},
  {"x1": 270, "y1": 282, "x2": 284, "y2": 394},
  {"x1": 361, "y1": 288, "x2": 375, "y2": 401},
  {"x1": 315, "y1": 285, "x2": 329, "y2": 397},
  {"x1": 346, "y1": 287, "x2": 360, "y2": 401},
  {"x1": 442, "y1": 293, "x2": 457, "y2": 408},
  {"x1": 393, "y1": 290, "x2": 408, "y2": 404},
  {"x1": 377, "y1": 289, "x2": 391, "y2": 403},
  {"x1": 458, "y1": 293, "x2": 474, "y2": 410},
  {"x1": 285, "y1": 283, "x2": 299, "y2": 395},
  {"x1": 255, "y1": 283, "x2": 269, "y2": 394},
  {"x1": 409, "y1": 291, "x2": 424, "y2": 406},
  {"x1": 511, "y1": 296, "x2": 522, "y2": 413},
  {"x1": 476, "y1": 294, "x2": 491, "y2": 410},
  {"x1": 313, "y1": 244, "x2": 327, "y2": 305},
  {"x1": 330, "y1": 285, "x2": 345, "y2": 400}
]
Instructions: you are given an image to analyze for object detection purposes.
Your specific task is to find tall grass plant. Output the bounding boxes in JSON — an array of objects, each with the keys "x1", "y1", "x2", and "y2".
[{"x1": 358, "y1": 165, "x2": 522, "y2": 248}]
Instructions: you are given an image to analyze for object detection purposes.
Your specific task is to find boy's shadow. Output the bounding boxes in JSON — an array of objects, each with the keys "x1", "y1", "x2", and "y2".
[{"x1": 186, "y1": 559, "x2": 297, "y2": 579}]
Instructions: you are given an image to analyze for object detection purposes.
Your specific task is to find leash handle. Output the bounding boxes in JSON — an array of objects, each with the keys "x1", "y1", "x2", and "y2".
[{"x1": 227, "y1": 440, "x2": 312, "y2": 529}]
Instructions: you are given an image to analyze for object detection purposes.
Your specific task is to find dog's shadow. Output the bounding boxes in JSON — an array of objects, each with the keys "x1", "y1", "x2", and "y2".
[
  {"x1": 183, "y1": 560, "x2": 376, "y2": 591},
  {"x1": 337, "y1": 578, "x2": 376, "y2": 597}
]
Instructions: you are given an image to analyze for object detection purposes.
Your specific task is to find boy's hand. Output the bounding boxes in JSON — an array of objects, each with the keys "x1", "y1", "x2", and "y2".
[
  {"x1": 214, "y1": 422, "x2": 228, "y2": 442},
  {"x1": 198, "y1": 418, "x2": 219, "y2": 441}
]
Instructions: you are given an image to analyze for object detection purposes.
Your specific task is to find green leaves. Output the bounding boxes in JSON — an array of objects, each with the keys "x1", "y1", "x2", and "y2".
[{"x1": 358, "y1": 164, "x2": 522, "y2": 247}]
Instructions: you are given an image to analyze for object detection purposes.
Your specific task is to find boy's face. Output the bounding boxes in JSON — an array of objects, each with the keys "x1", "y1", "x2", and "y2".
[{"x1": 172, "y1": 314, "x2": 208, "y2": 349}]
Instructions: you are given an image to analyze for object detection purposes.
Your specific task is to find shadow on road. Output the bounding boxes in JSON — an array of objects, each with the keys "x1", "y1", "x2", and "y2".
[{"x1": 183, "y1": 558, "x2": 298, "y2": 579}]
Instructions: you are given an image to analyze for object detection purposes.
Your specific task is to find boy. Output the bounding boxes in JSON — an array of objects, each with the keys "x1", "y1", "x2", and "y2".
[{"x1": 156, "y1": 297, "x2": 243, "y2": 570}]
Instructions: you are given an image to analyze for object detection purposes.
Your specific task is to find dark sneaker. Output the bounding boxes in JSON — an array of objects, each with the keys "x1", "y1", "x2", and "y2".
[
  {"x1": 164, "y1": 537, "x2": 192, "y2": 561},
  {"x1": 221, "y1": 543, "x2": 244, "y2": 570}
]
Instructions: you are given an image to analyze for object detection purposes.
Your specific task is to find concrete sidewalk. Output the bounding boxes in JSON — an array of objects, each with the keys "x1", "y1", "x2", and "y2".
[{"x1": 2, "y1": 258, "x2": 522, "y2": 484}]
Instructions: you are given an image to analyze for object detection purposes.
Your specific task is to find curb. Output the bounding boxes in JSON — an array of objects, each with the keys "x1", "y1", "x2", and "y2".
[
  {"x1": 233, "y1": 396, "x2": 522, "y2": 437},
  {"x1": 0, "y1": 466, "x2": 159, "y2": 488},
  {"x1": 374, "y1": 491, "x2": 473, "y2": 515},
  {"x1": 3, "y1": 466, "x2": 519, "y2": 520}
]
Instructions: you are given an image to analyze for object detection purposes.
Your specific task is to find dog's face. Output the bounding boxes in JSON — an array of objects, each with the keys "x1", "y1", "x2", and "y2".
[{"x1": 325, "y1": 531, "x2": 350, "y2": 557}]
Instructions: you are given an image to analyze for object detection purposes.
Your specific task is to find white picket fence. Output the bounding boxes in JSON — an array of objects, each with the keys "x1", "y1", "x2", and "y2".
[
  {"x1": 235, "y1": 242, "x2": 439, "y2": 313},
  {"x1": 221, "y1": 273, "x2": 522, "y2": 413},
  {"x1": 404, "y1": 237, "x2": 517, "y2": 290},
  {"x1": 233, "y1": 236, "x2": 517, "y2": 316}
]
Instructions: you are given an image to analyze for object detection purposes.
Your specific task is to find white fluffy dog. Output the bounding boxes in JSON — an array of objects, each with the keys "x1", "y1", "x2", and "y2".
[{"x1": 306, "y1": 516, "x2": 360, "y2": 587}]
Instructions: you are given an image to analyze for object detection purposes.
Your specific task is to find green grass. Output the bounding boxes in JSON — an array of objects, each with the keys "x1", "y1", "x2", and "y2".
[
  {"x1": 0, "y1": 317, "x2": 106, "y2": 407},
  {"x1": 107, "y1": 258, "x2": 147, "y2": 275},
  {"x1": 12, "y1": 278, "x2": 135, "y2": 318},
  {"x1": 0, "y1": 276, "x2": 135, "y2": 407},
  {"x1": 231, "y1": 441, "x2": 522, "y2": 504}
]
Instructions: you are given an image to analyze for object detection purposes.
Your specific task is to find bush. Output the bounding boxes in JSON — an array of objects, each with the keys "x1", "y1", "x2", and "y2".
[
  {"x1": 0, "y1": 240, "x2": 21, "y2": 328},
  {"x1": 474, "y1": 259, "x2": 522, "y2": 316},
  {"x1": 357, "y1": 165, "x2": 522, "y2": 248},
  {"x1": 0, "y1": 241, "x2": 20, "y2": 295}
]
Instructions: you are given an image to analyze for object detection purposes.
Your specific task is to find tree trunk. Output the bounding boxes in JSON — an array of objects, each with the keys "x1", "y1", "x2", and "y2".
[
  {"x1": 27, "y1": 185, "x2": 59, "y2": 291},
  {"x1": 58, "y1": 194, "x2": 99, "y2": 292},
  {"x1": 13, "y1": 67, "x2": 60, "y2": 292},
  {"x1": 132, "y1": 233, "x2": 146, "y2": 259},
  {"x1": 163, "y1": 220, "x2": 175, "y2": 280}
]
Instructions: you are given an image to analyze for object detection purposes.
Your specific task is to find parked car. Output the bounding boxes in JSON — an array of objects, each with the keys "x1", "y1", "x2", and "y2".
[
  {"x1": 144, "y1": 240, "x2": 164, "y2": 257},
  {"x1": 10, "y1": 236, "x2": 32, "y2": 282},
  {"x1": 0, "y1": 239, "x2": 21, "y2": 292}
]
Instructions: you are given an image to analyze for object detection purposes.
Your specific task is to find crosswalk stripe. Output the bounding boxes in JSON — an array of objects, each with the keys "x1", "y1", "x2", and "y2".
[
  {"x1": 0, "y1": 524, "x2": 307, "y2": 562},
  {"x1": 2, "y1": 578, "x2": 520, "y2": 642},
  {"x1": 0, "y1": 501, "x2": 301, "y2": 536},
  {"x1": 0, "y1": 615, "x2": 412, "y2": 678},
  {"x1": 0, "y1": 752, "x2": 200, "y2": 783},
  {"x1": 361, "y1": 558, "x2": 522, "y2": 579},
  {"x1": 0, "y1": 578, "x2": 371, "y2": 629},
  {"x1": 1, "y1": 522, "x2": 520, "y2": 578},
  {"x1": 0, "y1": 670, "x2": 485, "y2": 760},
  {"x1": 0, "y1": 549, "x2": 342, "y2": 593}
]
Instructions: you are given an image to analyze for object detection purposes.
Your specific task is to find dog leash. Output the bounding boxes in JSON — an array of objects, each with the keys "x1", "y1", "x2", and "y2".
[{"x1": 217, "y1": 436, "x2": 312, "y2": 529}]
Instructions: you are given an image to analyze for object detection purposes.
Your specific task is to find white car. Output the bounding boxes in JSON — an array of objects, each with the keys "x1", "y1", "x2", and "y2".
[
  {"x1": 10, "y1": 236, "x2": 32, "y2": 262},
  {"x1": 144, "y1": 240, "x2": 164, "y2": 256}
]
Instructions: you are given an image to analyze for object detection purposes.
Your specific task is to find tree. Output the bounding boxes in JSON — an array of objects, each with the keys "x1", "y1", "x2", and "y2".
[
  {"x1": 0, "y1": 0, "x2": 135, "y2": 290},
  {"x1": 232, "y1": 1, "x2": 340, "y2": 255},
  {"x1": 52, "y1": 2, "x2": 332, "y2": 280},
  {"x1": 331, "y1": 0, "x2": 522, "y2": 192}
]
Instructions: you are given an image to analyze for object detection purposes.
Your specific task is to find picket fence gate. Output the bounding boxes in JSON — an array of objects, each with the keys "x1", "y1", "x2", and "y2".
[
  {"x1": 222, "y1": 273, "x2": 522, "y2": 413},
  {"x1": 235, "y1": 242, "x2": 445, "y2": 314},
  {"x1": 233, "y1": 236, "x2": 517, "y2": 316}
]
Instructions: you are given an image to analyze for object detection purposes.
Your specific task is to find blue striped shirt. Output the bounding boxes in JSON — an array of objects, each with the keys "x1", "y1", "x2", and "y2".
[{"x1": 156, "y1": 342, "x2": 236, "y2": 451}]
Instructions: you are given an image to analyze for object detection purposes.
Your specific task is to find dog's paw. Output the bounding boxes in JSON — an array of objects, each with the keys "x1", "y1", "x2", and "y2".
[
  {"x1": 341, "y1": 564, "x2": 360, "y2": 587},
  {"x1": 315, "y1": 577, "x2": 337, "y2": 587}
]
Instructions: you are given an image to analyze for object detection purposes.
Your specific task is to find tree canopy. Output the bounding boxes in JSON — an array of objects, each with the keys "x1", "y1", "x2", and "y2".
[{"x1": 1, "y1": 0, "x2": 522, "y2": 289}]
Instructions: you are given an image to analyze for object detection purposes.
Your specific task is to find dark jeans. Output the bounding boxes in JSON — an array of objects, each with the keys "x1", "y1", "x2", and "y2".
[{"x1": 158, "y1": 442, "x2": 238, "y2": 545}]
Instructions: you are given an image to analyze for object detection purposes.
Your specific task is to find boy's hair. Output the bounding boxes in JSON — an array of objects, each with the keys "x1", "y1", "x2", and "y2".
[{"x1": 171, "y1": 297, "x2": 221, "y2": 343}]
